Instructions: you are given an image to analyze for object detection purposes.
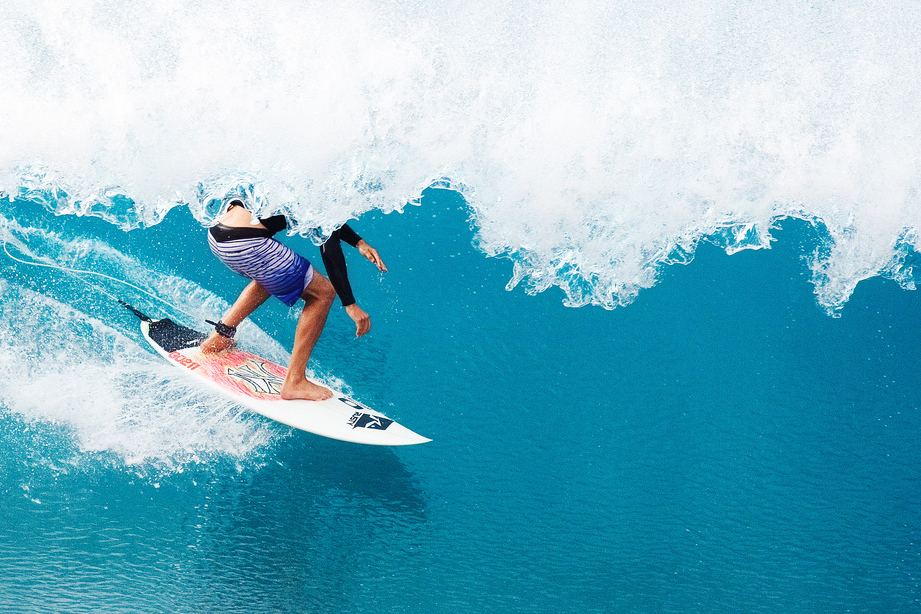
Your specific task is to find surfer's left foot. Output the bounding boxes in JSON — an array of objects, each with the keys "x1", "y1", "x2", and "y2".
[{"x1": 201, "y1": 332, "x2": 236, "y2": 354}]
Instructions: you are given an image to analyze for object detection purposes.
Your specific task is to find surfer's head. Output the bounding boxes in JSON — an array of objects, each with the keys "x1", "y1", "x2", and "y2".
[{"x1": 227, "y1": 198, "x2": 246, "y2": 210}]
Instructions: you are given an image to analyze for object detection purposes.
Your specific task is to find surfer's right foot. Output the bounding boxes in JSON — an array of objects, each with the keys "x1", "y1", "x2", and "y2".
[{"x1": 280, "y1": 380, "x2": 333, "y2": 401}]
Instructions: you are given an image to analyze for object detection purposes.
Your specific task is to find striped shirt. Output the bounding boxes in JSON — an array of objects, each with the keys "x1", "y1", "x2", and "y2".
[{"x1": 208, "y1": 230, "x2": 313, "y2": 307}]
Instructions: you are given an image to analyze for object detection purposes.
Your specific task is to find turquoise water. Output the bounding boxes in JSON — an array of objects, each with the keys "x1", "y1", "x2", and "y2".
[
  {"x1": 2, "y1": 192, "x2": 920, "y2": 613},
  {"x1": 2, "y1": 0, "x2": 921, "y2": 612}
]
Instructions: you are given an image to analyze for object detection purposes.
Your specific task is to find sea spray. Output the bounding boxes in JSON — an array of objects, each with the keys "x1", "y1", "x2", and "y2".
[
  {"x1": 0, "y1": 283, "x2": 278, "y2": 472},
  {"x1": 2, "y1": 0, "x2": 920, "y2": 313},
  {"x1": 0, "y1": 216, "x2": 306, "y2": 471}
]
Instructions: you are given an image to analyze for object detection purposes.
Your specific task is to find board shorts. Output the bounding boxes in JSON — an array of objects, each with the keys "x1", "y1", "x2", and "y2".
[{"x1": 208, "y1": 232, "x2": 314, "y2": 307}]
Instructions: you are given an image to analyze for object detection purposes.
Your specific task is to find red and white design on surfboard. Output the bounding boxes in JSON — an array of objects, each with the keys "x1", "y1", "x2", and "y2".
[{"x1": 169, "y1": 349, "x2": 288, "y2": 401}]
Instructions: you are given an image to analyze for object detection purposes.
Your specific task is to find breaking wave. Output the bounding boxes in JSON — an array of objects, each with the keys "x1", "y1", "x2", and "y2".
[{"x1": 2, "y1": 0, "x2": 920, "y2": 314}]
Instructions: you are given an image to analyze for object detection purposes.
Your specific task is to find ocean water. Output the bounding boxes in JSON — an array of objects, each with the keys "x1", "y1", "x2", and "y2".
[{"x1": 2, "y1": 0, "x2": 921, "y2": 612}]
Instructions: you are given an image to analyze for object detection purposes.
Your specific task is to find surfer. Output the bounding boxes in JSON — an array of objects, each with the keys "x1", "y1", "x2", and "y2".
[{"x1": 201, "y1": 199, "x2": 386, "y2": 401}]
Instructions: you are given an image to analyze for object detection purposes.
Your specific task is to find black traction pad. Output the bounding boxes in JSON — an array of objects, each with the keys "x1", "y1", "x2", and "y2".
[{"x1": 147, "y1": 319, "x2": 207, "y2": 353}]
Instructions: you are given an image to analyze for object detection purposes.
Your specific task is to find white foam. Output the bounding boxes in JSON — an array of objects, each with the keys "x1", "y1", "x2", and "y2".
[
  {"x1": 0, "y1": 282, "x2": 283, "y2": 473},
  {"x1": 0, "y1": 218, "x2": 304, "y2": 473},
  {"x1": 2, "y1": 0, "x2": 920, "y2": 313}
]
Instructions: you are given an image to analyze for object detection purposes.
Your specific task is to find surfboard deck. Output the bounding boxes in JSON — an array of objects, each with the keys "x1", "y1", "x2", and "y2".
[{"x1": 139, "y1": 317, "x2": 430, "y2": 446}]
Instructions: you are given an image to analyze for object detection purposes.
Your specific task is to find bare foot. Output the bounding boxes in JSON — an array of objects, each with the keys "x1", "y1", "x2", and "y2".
[
  {"x1": 201, "y1": 332, "x2": 236, "y2": 354},
  {"x1": 280, "y1": 379, "x2": 333, "y2": 401}
]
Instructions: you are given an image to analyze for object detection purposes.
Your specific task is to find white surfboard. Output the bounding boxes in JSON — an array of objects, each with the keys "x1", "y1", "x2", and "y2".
[{"x1": 135, "y1": 313, "x2": 430, "y2": 446}]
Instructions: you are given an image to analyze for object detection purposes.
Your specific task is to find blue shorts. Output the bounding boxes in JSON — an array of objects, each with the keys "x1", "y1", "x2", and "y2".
[{"x1": 208, "y1": 232, "x2": 315, "y2": 306}]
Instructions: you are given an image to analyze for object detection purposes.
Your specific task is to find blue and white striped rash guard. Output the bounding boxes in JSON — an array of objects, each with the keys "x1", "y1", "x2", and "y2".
[{"x1": 208, "y1": 230, "x2": 314, "y2": 307}]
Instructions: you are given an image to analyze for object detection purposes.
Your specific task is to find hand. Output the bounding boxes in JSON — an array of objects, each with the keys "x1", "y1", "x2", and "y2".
[
  {"x1": 357, "y1": 240, "x2": 388, "y2": 272},
  {"x1": 345, "y1": 303, "x2": 371, "y2": 337}
]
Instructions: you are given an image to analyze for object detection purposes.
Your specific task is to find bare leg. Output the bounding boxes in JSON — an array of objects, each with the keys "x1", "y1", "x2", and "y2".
[
  {"x1": 201, "y1": 280, "x2": 271, "y2": 353},
  {"x1": 280, "y1": 272, "x2": 336, "y2": 401}
]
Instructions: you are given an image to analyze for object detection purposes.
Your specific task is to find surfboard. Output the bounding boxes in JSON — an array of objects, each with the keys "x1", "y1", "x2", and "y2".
[{"x1": 133, "y1": 311, "x2": 430, "y2": 446}]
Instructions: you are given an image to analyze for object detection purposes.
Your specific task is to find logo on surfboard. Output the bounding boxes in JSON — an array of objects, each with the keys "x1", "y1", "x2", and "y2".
[
  {"x1": 226, "y1": 360, "x2": 285, "y2": 395},
  {"x1": 348, "y1": 412, "x2": 394, "y2": 430},
  {"x1": 340, "y1": 397, "x2": 394, "y2": 430}
]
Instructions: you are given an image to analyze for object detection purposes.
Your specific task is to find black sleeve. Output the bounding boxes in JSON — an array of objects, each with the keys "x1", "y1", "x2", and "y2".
[
  {"x1": 320, "y1": 230, "x2": 356, "y2": 307},
  {"x1": 337, "y1": 223, "x2": 363, "y2": 247},
  {"x1": 259, "y1": 215, "x2": 288, "y2": 236}
]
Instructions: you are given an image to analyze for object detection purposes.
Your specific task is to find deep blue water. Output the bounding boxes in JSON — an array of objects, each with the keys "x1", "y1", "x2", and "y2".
[{"x1": 1, "y1": 189, "x2": 920, "y2": 613}]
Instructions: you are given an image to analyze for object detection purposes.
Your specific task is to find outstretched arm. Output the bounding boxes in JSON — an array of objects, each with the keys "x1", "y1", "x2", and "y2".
[
  {"x1": 321, "y1": 230, "x2": 356, "y2": 307},
  {"x1": 320, "y1": 225, "x2": 387, "y2": 337}
]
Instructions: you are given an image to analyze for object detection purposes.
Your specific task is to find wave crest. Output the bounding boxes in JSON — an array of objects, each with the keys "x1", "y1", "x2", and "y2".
[{"x1": 2, "y1": 0, "x2": 920, "y2": 313}]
